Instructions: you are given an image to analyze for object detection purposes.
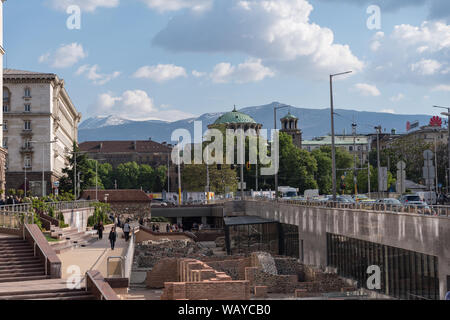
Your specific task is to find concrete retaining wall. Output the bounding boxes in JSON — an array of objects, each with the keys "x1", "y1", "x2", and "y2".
[{"x1": 239, "y1": 200, "x2": 450, "y2": 300}]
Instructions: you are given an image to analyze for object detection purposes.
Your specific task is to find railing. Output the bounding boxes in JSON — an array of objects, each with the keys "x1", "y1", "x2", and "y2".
[
  {"x1": 123, "y1": 226, "x2": 137, "y2": 282},
  {"x1": 255, "y1": 198, "x2": 450, "y2": 218},
  {"x1": 0, "y1": 200, "x2": 97, "y2": 214},
  {"x1": 0, "y1": 210, "x2": 33, "y2": 230}
]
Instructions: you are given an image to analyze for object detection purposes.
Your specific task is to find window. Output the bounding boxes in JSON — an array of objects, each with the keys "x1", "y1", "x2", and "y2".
[
  {"x1": 24, "y1": 139, "x2": 31, "y2": 149},
  {"x1": 24, "y1": 120, "x2": 31, "y2": 131},
  {"x1": 24, "y1": 156, "x2": 31, "y2": 169},
  {"x1": 24, "y1": 87, "x2": 31, "y2": 98},
  {"x1": 2, "y1": 138, "x2": 7, "y2": 149},
  {"x1": 349, "y1": 146, "x2": 353, "y2": 151},
  {"x1": 3, "y1": 87, "x2": 10, "y2": 112},
  {"x1": 24, "y1": 104, "x2": 31, "y2": 112},
  {"x1": 3, "y1": 121, "x2": 7, "y2": 131}
]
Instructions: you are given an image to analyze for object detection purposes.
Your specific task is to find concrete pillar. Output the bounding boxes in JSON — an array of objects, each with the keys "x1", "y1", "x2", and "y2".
[
  {"x1": 177, "y1": 217, "x2": 183, "y2": 225},
  {"x1": 201, "y1": 216, "x2": 207, "y2": 225}
]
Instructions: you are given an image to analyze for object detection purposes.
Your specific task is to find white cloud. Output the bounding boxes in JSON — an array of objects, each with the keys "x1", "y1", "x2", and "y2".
[
  {"x1": 133, "y1": 64, "x2": 188, "y2": 82},
  {"x1": 381, "y1": 109, "x2": 396, "y2": 114},
  {"x1": 192, "y1": 70, "x2": 206, "y2": 78},
  {"x1": 39, "y1": 43, "x2": 87, "y2": 68},
  {"x1": 210, "y1": 59, "x2": 274, "y2": 84},
  {"x1": 76, "y1": 64, "x2": 121, "y2": 85},
  {"x1": 94, "y1": 90, "x2": 195, "y2": 121},
  {"x1": 369, "y1": 21, "x2": 450, "y2": 85},
  {"x1": 432, "y1": 85, "x2": 450, "y2": 92},
  {"x1": 141, "y1": 0, "x2": 212, "y2": 12},
  {"x1": 390, "y1": 93, "x2": 405, "y2": 102},
  {"x1": 153, "y1": 0, "x2": 363, "y2": 79},
  {"x1": 352, "y1": 83, "x2": 381, "y2": 97},
  {"x1": 410, "y1": 59, "x2": 442, "y2": 75},
  {"x1": 49, "y1": 0, "x2": 119, "y2": 12},
  {"x1": 370, "y1": 32, "x2": 384, "y2": 52}
]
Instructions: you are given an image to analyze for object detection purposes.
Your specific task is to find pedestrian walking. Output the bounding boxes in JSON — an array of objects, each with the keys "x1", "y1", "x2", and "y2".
[
  {"x1": 109, "y1": 226, "x2": 117, "y2": 250},
  {"x1": 97, "y1": 221, "x2": 105, "y2": 240},
  {"x1": 152, "y1": 224, "x2": 156, "y2": 232},
  {"x1": 114, "y1": 216, "x2": 119, "y2": 227},
  {"x1": 166, "y1": 224, "x2": 170, "y2": 233},
  {"x1": 123, "y1": 220, "x2": 131, "y2": 242}
]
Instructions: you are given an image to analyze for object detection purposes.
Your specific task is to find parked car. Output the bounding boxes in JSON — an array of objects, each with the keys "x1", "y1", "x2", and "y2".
[
  {"x1": 151, "y1": 200, "x2": 167, "y2": 207},
  {"x1": 376, "y1": 198, "x2": 402, "y2": 205},
  {"x1": 399, "y1": 194, "x2": 423, "y2": 205}
]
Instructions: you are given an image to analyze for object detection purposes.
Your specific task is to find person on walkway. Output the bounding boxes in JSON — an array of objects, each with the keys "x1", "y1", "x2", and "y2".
[
  {"x1": 108, "y1": 226, "x2": 117, "y2": 250},
  {"x1": 123, "y1": 220, "x2": 131, "y2": 242},
  {"x1": 152, "y1": 224, "x2": 156, "y2": 232},
  {"x1": 97, "y1": 221, "x2": 104, "y2": 240},
  {"x1": 166, "y1": 224, "x2": 170, "y2": 233},
  {"x1": 114, "y1": 216, "x2": 119, "y2": 227}
]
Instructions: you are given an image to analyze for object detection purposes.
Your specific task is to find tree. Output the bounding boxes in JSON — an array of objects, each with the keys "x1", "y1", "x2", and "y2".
[
  {"x1": 152, "y1": 165, "x2": 167, "y2": 192},
  {"x1": 60, "y1": 141, "x2": 96, "y2": 196},
  {"x1": 114, "y1": 162, "x2": 140, "y2": 189},
  {"x1": 138, "y1": 164, "x2": 154, "y2": 192},
  {"x1": 311, "y1": 149, "x2": 332, "y2": 194},
  {"x1": 278, "y1": 133, "x2": 317, "y2": 193}
]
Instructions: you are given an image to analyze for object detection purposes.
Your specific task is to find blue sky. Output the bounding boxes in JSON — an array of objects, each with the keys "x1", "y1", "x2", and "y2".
[{"x1": 4, "y1": 0, "x2": 450, "y2": 122}]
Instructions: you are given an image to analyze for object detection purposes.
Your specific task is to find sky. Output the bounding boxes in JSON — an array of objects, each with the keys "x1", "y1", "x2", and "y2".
[{"x1": 4, "y1": 0, "x2": 450, "y2": 122}]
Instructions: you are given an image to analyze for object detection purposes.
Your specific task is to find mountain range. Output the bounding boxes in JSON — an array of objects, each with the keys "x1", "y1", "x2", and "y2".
[{"x1": 78, "y1": 102, "x2": 436, "y2": 143}]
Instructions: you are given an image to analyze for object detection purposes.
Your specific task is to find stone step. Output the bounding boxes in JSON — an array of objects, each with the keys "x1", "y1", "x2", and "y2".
[
  {"x1": 29, "y1": 294, "x2": 96, "y2": 301},
  {"x1": 0, "y1": 263, "x2": 43, "y2": 271},
  {"x1": 0, "y1": 252, "x2": 36, "y2": 259},
  {"x1": 0, "y1": 244, "x2": 32, "y2": 249},
  {"x1": 0, "y1": 275, "x2": 49, "y2": 283},
  {"x1": 0, "y1": 267, "x2": 45, "y2": 276},
  {"x1": 0, "y1": 290, "x2": 92, "y2": 300},
  {"x1": 0, "y1": 257, "x2": 41, "y2": 265},
  {"x1": 0, "y1": 270, "x2": 46, "y2": 278},
  {"x1": 0, "y1": 248, "x2": 34, "y2": 254}
]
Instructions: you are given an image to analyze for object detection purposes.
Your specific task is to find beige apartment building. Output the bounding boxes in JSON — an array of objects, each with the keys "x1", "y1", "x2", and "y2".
[
  {"x1": 0, "y1": 1, "x2": 7, "y2": 196},
  {"x1": 3, "y1": 69, "x2": 81, "y2": 196}
]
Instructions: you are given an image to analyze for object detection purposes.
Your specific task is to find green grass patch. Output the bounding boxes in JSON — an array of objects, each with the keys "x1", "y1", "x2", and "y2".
[{"x1": 45, "y1": 234, "x2": 60, "y2": 242}]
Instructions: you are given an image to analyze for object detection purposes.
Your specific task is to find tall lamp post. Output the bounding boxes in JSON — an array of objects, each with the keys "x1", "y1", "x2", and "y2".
[
  {"x1": 274, "y1": 104, "x2": 289, "y2": 200},
  {"x1": 67, "y1": 150, "x2": 88, "y2": 199},
  {"x1": 330, "y1": 71, "x2": 352, "y2": 201},
  {"x1": 433, "y1": 106, "x2": 450, "y2": 194},
  {"x1": 30, "y1": 139, "x2": 58, "y2": 197}
]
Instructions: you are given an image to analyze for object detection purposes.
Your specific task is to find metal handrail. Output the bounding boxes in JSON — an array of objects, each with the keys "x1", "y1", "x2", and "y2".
[
  {"x1": 107, "y1": 256, "x2": 124, "y2": 278},
  {"x1": 242, "y1": 197, "x2": 450, "y2": 218}
]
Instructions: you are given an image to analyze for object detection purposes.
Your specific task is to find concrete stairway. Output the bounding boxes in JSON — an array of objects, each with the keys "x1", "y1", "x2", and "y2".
[
  {"x1": 49, "y1": 227, "x2": 96, "y2": 253},
  {"x1": 0, "y1": 236, "x2": 49, "y2": 283}
]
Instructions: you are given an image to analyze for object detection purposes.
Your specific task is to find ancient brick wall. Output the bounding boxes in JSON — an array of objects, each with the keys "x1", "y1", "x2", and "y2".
[
  {"x1": 146, "y1": 258, "x2": 178, "y2": 288},
  {"x1": 162, "y1": 281, "x2": 250, "y2": 300}
]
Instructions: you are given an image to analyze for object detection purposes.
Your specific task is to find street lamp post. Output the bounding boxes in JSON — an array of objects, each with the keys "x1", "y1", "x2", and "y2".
[
  {"x1": 30, "y1": 139, "x2": 57, "y2": 197},
  {"x1": 433, "y1": 106, "x2": 450, "y2": 194},
  {"x1": 330, "y1": 71, "x2": 352, "y2": 201},
  {"x1": 375, "y1": 125, "x2": 382, "y2": 193},
  {"x1": 274, "y1": 104, "x2": 289, "y2": 200}
]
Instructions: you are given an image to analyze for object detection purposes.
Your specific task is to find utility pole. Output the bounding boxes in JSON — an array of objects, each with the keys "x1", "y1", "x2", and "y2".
[
  {"x1": 375, "y1": 125, "x2": 382, "y2": 193},
  {"x1": 352, "y1": 122, "x2": 357, "y2": 195},
  {"x1": 177, "y1": 141, "x2": 182, "y2": 206},
  {"x1": 274, "y1": 104, "x2": 289, "y2": 200},
  {"x1": 167, "y1": 153, "x2": 170, "y2": 193},
  {"x1": 330, "y1": 71, "x2": 352, "y2": 201},
  {"x1": 255, "y1": 160, "x2": 258, "y2": 193},
  {"x1": 240, "y1": 164, "x2": 244, "y2": 199}
]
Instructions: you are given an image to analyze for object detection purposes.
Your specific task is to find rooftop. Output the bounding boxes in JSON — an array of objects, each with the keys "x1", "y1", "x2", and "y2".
[
  {"x1": 79, "y1": 140, "x2": 172, "y2": 154},
  {"x1": 4, "y1": 68, "x2": 57, "y2": 80},
  {"x1": 80, "y1": 189, "x2": 151, "y2": 203},
  {"x1": 213, "y1": 106, "x2": 257, "y2": 125},
  {"x1": 302, "y1": 135, "x2": 369, "y2": 146}
]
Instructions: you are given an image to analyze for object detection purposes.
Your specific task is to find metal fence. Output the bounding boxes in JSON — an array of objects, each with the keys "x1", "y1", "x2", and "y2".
[
  {"x1": 0, "y1": 210, "x2": 34, "y2": 230},
  {"x1": 0, "y1": 200, "x2": 97, "y2": 213}
]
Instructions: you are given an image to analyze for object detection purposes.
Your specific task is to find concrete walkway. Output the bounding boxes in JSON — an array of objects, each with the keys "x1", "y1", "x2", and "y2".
[{"x1": 58, "y1": 225, "x2": 128, "y2": 280}]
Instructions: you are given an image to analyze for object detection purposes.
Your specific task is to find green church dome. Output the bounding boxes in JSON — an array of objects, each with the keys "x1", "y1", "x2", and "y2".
[
  {"x1": 213, "y1": 106, "x2": 257, "y2": 125},
  {"x1": 281, "y1": 111, "x2": 298, "y2": 120}
]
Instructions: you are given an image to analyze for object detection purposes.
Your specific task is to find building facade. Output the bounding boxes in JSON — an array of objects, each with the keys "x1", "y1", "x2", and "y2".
[
  {"x1": 302, "y1": 134, "x2": 370, "y2": 164},
  {"x1": 78, "y1": 140, "x2": 176, "y2": 191},
  {"x1": 0, "y1": 1, "x2": 7, "y2": 197},
  {"x1": 3, "y1": 69, "x2": 81, "y2": 196}
]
